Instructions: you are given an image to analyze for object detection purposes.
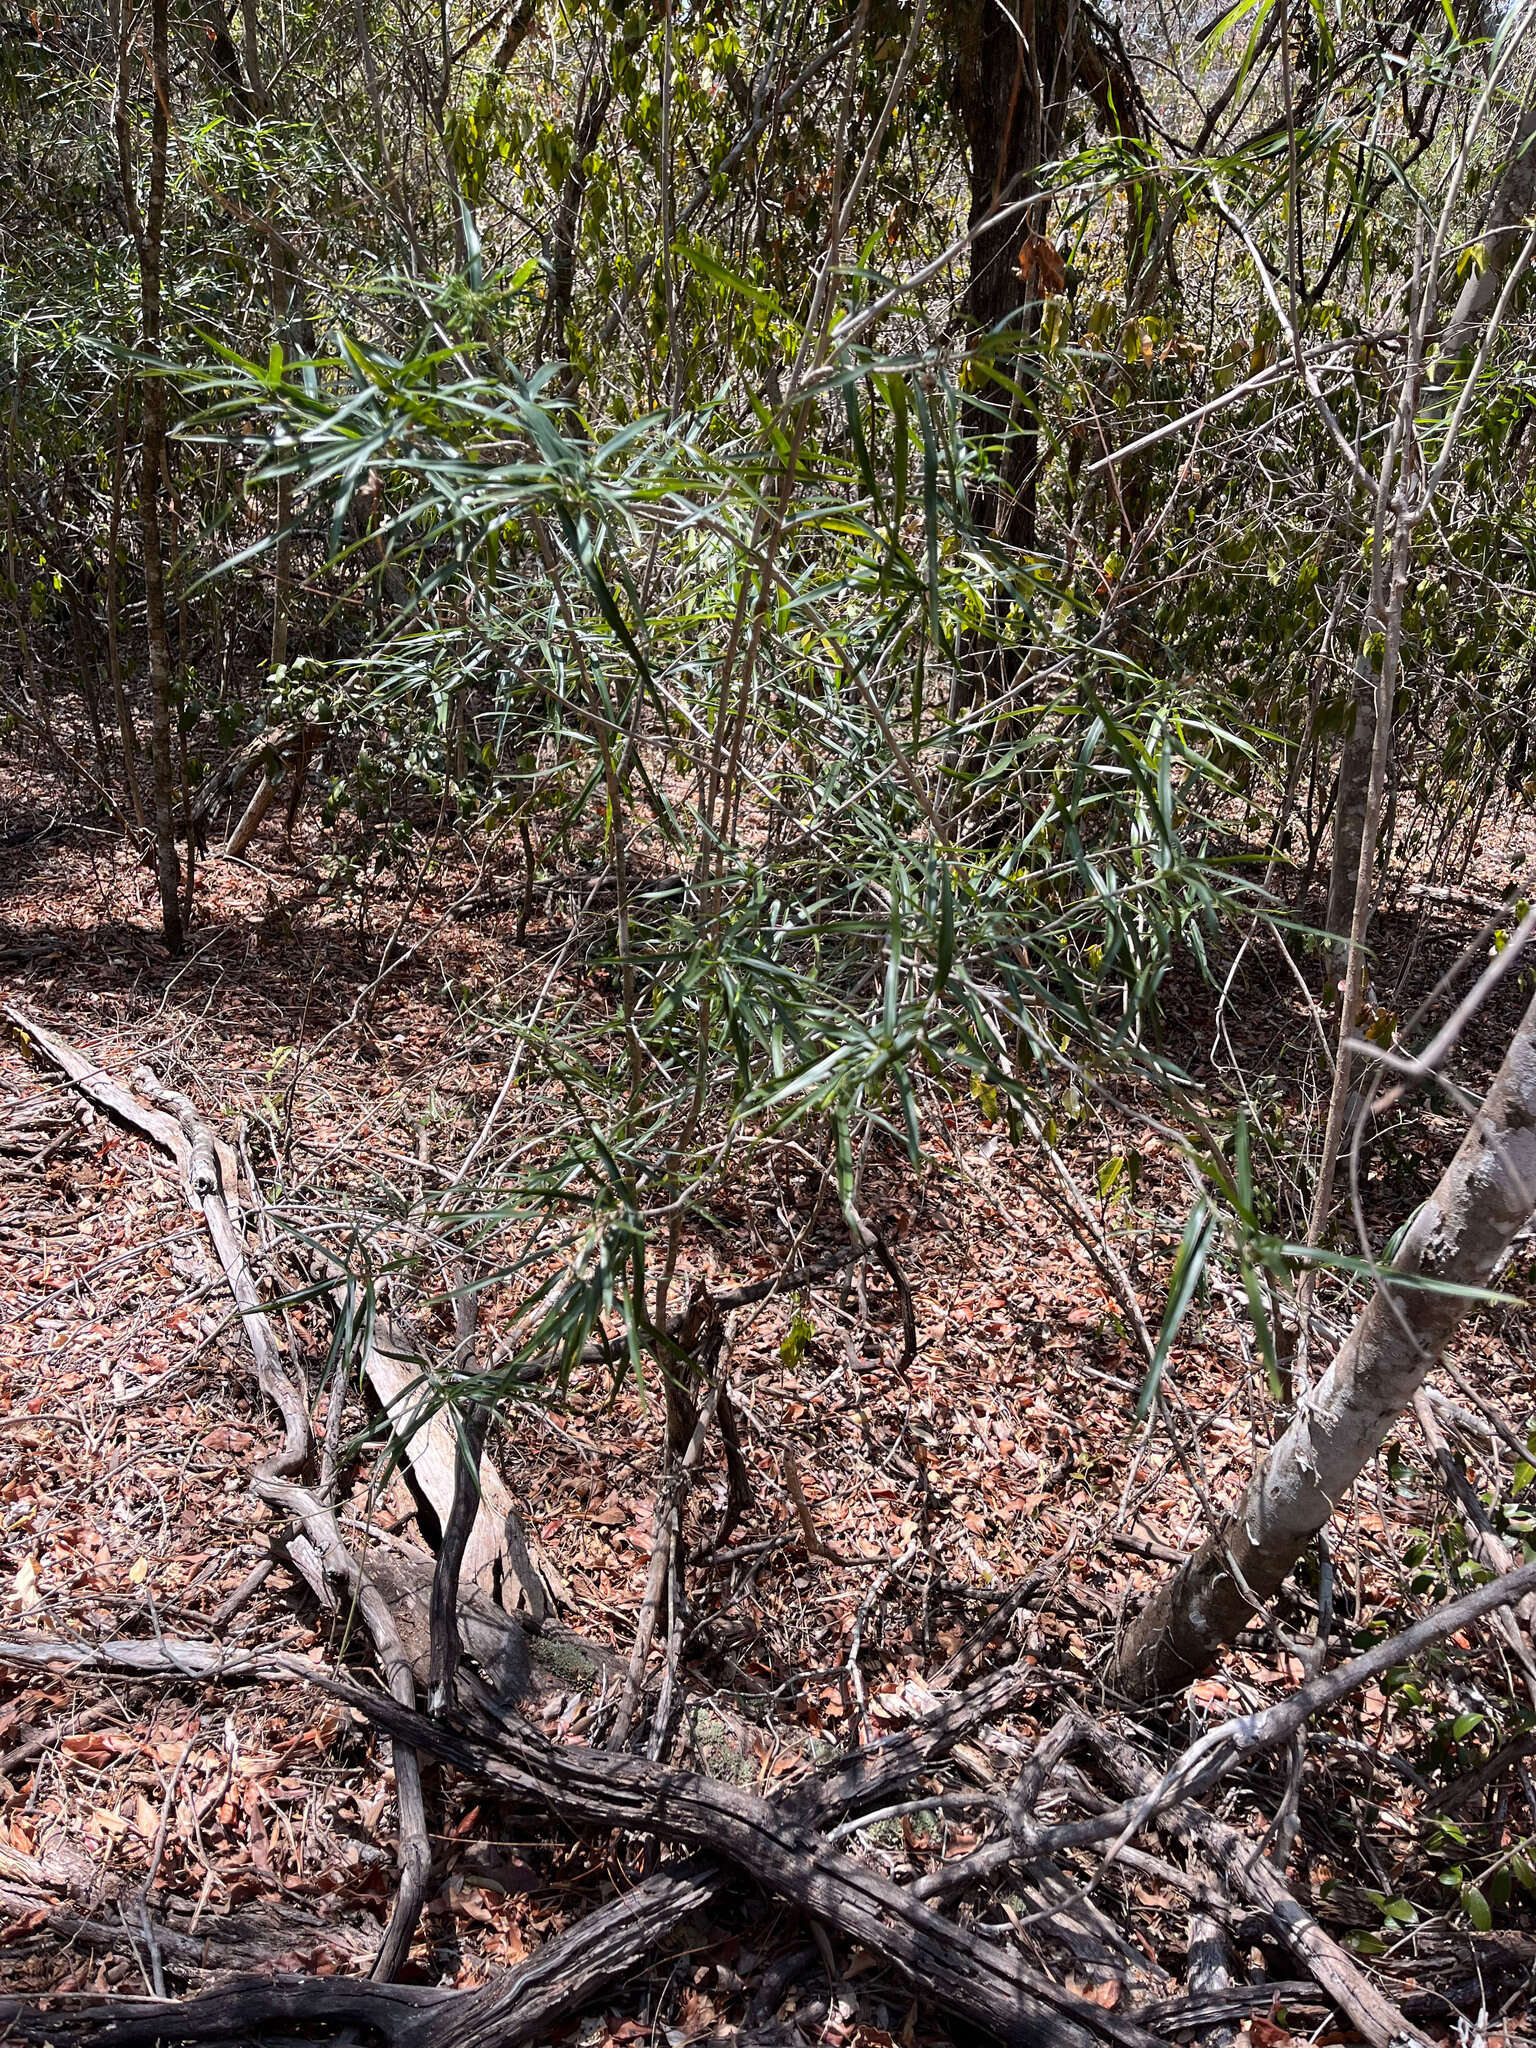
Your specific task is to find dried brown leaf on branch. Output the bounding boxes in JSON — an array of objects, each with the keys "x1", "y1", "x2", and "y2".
[{"x1": 1017, "y1": 232, "x2": 1066, "y2": 296}]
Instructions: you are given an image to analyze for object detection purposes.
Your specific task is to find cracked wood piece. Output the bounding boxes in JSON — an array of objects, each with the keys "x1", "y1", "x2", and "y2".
[
  {"x1": 930, "y1": 1551, "x2": 1066, "y2": 1691},
  {"x1": 360, "y1": 1322, "x2": 512, "y2": 1602},
  {"x1": 0, "y1": 1864, "x2": 719, "y2": 2048},
  {"x1": 0, "y1": 1880, "x2": 375, "y2": 1986}
]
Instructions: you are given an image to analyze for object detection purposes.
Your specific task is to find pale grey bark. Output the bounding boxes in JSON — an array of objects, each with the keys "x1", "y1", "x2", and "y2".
[
  {"x1": 1322, "y1": 656, "x2": 1375, "y2": 945},
  {"x1": 224, "y1": 764, "x2": 281, "y2": 857},
  {"x1": 1325, "y1": 92, "x2": 1536, "y2": 942},
  {"x1": 1115, "y1": 986, "x2": 1536, "y2": 1699},
  {"x1": 1437, "y1": 102, "x2": 1536, "y2": 364}
]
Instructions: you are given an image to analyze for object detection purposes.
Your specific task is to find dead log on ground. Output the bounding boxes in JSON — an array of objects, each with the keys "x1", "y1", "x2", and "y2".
[{"x1": 0, "y1": 1642, "x2": 1065, "y2": 2046}]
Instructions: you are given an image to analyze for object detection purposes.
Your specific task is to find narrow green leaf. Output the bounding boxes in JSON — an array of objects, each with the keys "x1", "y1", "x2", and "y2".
[{"x1": 1138, "y1": 1198, "x2": 1215, "y2": 1419}]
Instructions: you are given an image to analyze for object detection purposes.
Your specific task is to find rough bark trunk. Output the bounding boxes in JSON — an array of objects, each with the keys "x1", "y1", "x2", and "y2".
[
  {"x1": 238, "y1": 0, "x2": 268, "y2": 113},
  {"x1": 1322, "y1": 653, "x2": 1374, "y2": 942},
  {"x1": 105, "y1": 378, "x2": 146, "y2": 829},
  {"x1": 1114, "y1": 984, "x2": 1536, "y2": 1699},
  {"x1": 539, "y1": 71, "x2": 614, "y2": 393},
  {"x1": 127, "y1": 0, "x2": 183, "y2": 950},
  {"x1": 943, "y1": 0, "x2": 1075, "y2": 553}
]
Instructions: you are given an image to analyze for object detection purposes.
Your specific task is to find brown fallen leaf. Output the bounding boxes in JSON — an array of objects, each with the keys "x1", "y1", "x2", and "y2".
[
  {"x1": 246, "y1": 1804, "x2": 272, "y2": 1873},
  {"x1": 0, "y1": 1907, "x2": 48, "y2": 1944},
  {"x1": 1067, "y1": 1976, "x2": 1122, "y2": 2011},
  {"x1": 7, "y1": 1557, "x2": 40, "y2": 1613},
  {"x1": 61, "y1": 1734, "x2": 117, "y2": 1764},
  {"x1": 1248, "y1": 2019, "x2": 1293, "y2": 2048},
  {"x1": 487, "y1": 1921, "x2": 527, "y2": 1965}
]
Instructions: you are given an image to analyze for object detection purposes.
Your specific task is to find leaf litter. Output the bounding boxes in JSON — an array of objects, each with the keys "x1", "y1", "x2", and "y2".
[{"x1": 0, "y1": 763, "x2": 1534, "y2": 2041}]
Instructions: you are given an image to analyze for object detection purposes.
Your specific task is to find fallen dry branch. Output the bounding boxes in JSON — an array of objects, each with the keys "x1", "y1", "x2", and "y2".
[
  {"x1": 931, "y1": 1553, "x2": 1060, "y2": 1690},
  {"x1": 0, "y1": 1639, "x2": 1079, "y2": 2045},
  {"x1": 0, "y1": 1862, "x2": 720, "y2": 2048},
  {"x1": 0, "y1": 1637, "x2": 315, "y2": 1682},
  {"x1": 278, "y1": 1677, "x2": 1179, "y2": 2047},
  {"x1": 3, "y1": 1005, "x2": 436, "y2": 1978},
  {"x1": 3, "y1": 1007, "x2": 243, "y2": 1216},
  {"x1": 1130, "y1": 1982, "x2": 1322, "y2": 2032},
  {"x1": 1084, "y1": 1722, "x2": 1428, "y2": 2048},
  {"x1": 0, "y1": 1572, "x2": 1477, "y2": 2048},
  {"x1": 0, "y1": 1878, "x2": 374, "y2": 1999},
  {"x1": 908, "y1": 1553, "x2": 1536, "y2": 2030},
  {"x1": 1432, "y1": 1729, "x2": 1536, "y2": 1814},
  {"x1": 5, "y1": 1003, "x2": 514, "y2": 1607},
  {"x1": 323, "y1": 1645, "x2": 1487, "y2": 2047}
]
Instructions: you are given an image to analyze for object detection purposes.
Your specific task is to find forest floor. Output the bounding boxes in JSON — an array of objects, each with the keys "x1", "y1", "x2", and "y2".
[{"x1": 2, "y1": 750, "x2": 1536, "y2": 2045}]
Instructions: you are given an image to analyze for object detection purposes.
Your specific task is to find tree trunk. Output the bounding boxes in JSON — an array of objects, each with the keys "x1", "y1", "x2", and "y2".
[
  {"x1": 539, "y1": 68, "x2": 614, "y2": 392},
  {"x1": 1322, "y1": 652, "x2": 1375, "y2": 942},
  {"x1": 105, "y1": 378, "x2": 146, "y2": 830},
  {"x1": 239, "y1": 0, "x2": 269, "y2": 114},
  {"x1": 61, "y1": 571, "x2": 113, "y2": 791},
  {"x1": 1306, "y1": 512, "x2": 1412, "y2": 1281},
  {"x1": 138, "y1": 0, "x2": 184, "y2": 952},
  {"x1": 943, "y1": 0, "x2": 1075, "y2": 553},
  {"x1": 1326, "y1": 101, "x2": 1536, "y2": 940},
  {"x1": 1437, "y1": 101, "x2": 1536, "y2": 364},
  {"x1": 1114, "y1": 985, "x2": 1536, "y2": 1699}
]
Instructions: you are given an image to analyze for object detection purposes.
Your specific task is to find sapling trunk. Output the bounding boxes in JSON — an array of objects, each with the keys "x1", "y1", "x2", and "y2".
[
  {"x1": 105, "y1": 379, "x2": 145, "y2": 830},
  {"x1": 1322, "y1": 656, "x2": 1375, "y2": 945},
  {"x1": 1114, "y1": 985, "x2": 1536, "y2": 1699},
  {"x1": 117, "y1": 0, "x2": 182, "y2": 949}
]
